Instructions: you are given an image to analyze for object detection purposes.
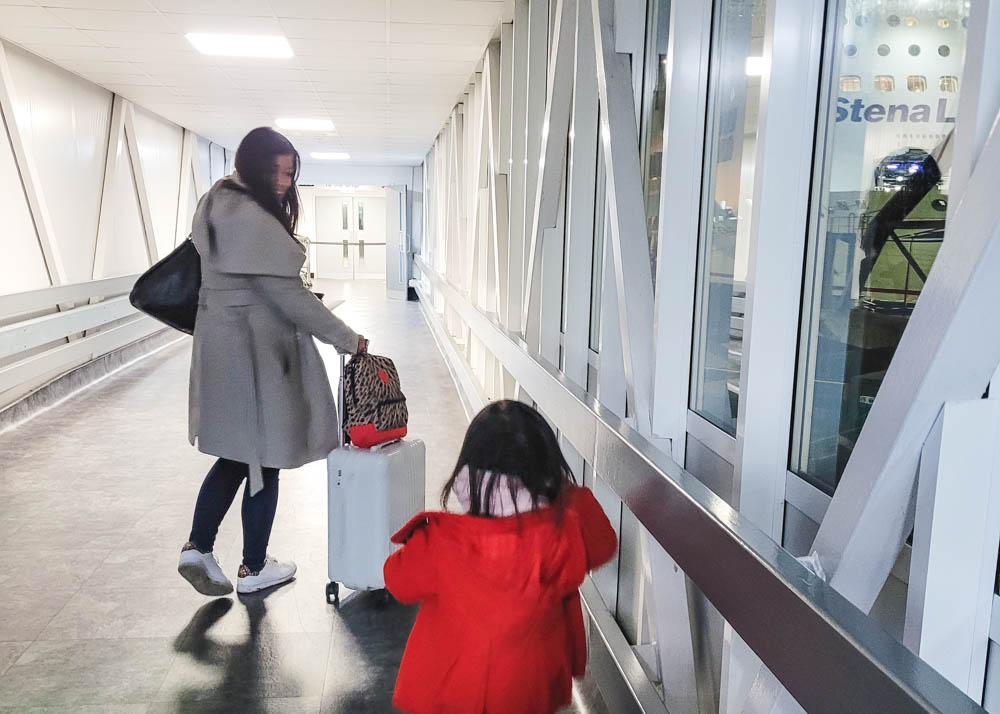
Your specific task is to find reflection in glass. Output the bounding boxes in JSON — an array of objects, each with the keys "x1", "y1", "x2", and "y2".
[
  {"x1": 874, "y1": 74, "x2": 895, "y2": 91},
  {"x1": 639, "y1": 0, "x2": 671, "y2": 288},
  {"x1": 690, "y1": 0, "x2": 770, "y2": 435},
  {"x1": 840, "y1": 75, "x2": 862, "y2": 91},
  {"x1": 791, "y1": 0, "x2": 967, "y2": 493}
]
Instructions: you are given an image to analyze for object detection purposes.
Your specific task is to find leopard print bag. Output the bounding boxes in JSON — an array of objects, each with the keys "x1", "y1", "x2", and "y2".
[{"x1": 342, "y1": 353, "x2": 408, "y2": 448}]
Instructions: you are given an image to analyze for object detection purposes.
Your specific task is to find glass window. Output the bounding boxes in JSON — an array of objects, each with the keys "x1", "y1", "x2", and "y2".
[
  {"x1": 791, "y1": 0, "x2": 967, "y2": 493},
  {"x1": 358, "y1": 201, "x2": 365, "y2": 231},
  {"x1": 690, "y1": 0, "x2": 770, "y2": 435},
  {"x1": 341, "y1": 202, "x2": 349, "y2": 230},
  {"x1": 874, "y1": 74, "x2": 895, "y2": 91},
  {"x1": 840, "y1": 75, "x2": 862, "y2": 91},
  {"x1": 639, "y1": 0, "x2": 671, "y2": 288}
]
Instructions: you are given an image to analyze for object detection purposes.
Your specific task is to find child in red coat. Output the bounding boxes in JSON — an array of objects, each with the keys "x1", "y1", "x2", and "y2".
[{"x1": 384, "y1": 400, "x2": 618, "y2": 714}]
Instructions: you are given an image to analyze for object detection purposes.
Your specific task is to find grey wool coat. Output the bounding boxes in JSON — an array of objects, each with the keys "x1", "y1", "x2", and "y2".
[{"x1": 189, "y1": 177, "x2": 359, "y2": 495}]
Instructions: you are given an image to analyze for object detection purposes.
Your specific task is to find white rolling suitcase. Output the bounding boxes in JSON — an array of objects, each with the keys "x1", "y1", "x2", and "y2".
[{"x1": 326, "y1": 356, "x2": 426, "y2": 604}]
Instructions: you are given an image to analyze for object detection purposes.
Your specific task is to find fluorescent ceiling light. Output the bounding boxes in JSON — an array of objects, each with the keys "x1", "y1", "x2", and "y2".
[
  {"x1": 276, "y1": 118, "x2": 335, "y2": 131},
  {"x1": 311, "y1": 152, "x2": 351, "y2": 161},
  {"x1": 187, "y1": 33, "x2": 293, "y2": 58},
  {"x1": 744, "y1": 56, "x2": 768, "y2": 77}
]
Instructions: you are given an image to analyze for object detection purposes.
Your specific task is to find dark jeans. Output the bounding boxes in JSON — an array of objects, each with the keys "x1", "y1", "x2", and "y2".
[{"x1": 189, "y1": 458, "x2": 280, "y2": 572}]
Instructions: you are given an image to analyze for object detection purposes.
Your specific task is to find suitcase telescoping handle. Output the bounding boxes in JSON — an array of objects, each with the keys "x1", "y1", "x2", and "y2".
[{"x1": 337, "y1": 354, "x2": 346, "y2": 448}]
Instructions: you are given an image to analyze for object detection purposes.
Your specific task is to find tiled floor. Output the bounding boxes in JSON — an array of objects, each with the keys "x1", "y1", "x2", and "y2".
[{"x1": 0, "y1": 281, "x2": 602, "y2": 713}]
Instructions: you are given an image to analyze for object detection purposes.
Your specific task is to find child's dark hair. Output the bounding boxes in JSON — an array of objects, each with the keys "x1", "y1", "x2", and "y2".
[{"x1": 441, "y1": 400, "x2": 576, "y2": 516}]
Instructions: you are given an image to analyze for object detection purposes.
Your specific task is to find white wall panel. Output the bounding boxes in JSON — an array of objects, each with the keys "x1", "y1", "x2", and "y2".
[
  {"x1": 5, "y1": 43, "x2": 110, "y2": 283},
  {"x1": 298, "y1": 163, "x2": 419, "y2": 188},
  {"x1": 132, "y1": 105, "x2": 183, "y2": 259},
  {"x1": 196, "y1": 136, "x2": 211, "y2": 189},
  {"x1": 183, "y1": 167, "x2": 198, "y2": 238},
  {"x1": 209, "y1": 141, "x2": 225, "y2": 184},
  {"x1": 0, "y1": 129, "x2": 48, "y2": 297},
  {"x1": 100, "y1": 136, "x2": 149, "y2": 278}
]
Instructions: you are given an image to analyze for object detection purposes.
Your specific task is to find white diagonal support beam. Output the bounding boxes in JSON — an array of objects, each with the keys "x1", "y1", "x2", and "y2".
[
  {"x1": 0, "y1": 40, "x2": 67, "y2": 286},
  {"x1": 92, "y1": 94, "x2": 127, "y2": 280},
  {"x1": 484, "y1": 39, "x2": 509, "y2": 320},
  {"x1": 506, "y1": 0, "x2": 530, "y2": 333},
  {"x1": 521, "y1": 0, "x2": 577, "y2": 349},
  {"x1": 123, "y1": 101, "x2": 158, "y2": 265},
  {"x1": 744, "y1": 85, "x2": 1000, "y2": 714},
  {"x1": 173, "y1": 129, "x2": 198, "y2": 248},
  {"x1": 590, "y1": 0, "x2": 655, "y2": 435},
  {"x1": 904, "y1": 400, "x2": 1000, "y2": 701},
  {"x1": 720, "y1": 0, "x2": 826, "y2": 710},
  {"x1": 562, "y1": 0, "x2": 598, "y2": 394},
  {"x1": 650, "y1": 0, "x2": 712, "y2": 461}
]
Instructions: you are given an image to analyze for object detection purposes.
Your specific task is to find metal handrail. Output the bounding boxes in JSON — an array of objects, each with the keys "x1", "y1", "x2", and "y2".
[
  {"x1": 413, "y1": 256, "x2": 984, "y2": 714},
  {"x1": 0, "y1": 274, "x2": 161, "y2": 410},
  {"x1": 0, "y1": 274, "x2": 139, "y2": 319}
]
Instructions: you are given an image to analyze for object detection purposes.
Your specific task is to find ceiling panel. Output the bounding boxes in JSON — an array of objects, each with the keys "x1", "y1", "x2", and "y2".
[
  {"x1": 389, "y1": 1, "x2": 504, "y2": 26},
  {"x1": 164, "y1": 14, "x2": 284, "y2": 35},
  {"x1": 274, "y1": 0, "x2": 386, "y2": 23},
  {"x1": 37, "y1": 1, "x2": 151, "y2": 10},
  {"x1": 150, "y1": 0, "x2": 275, "y2": 15},
  {"x1": 49, "y1": 9, "x2": 175, "y2": 32},
  {"x1": 0, "y1": 0, "x2": 506, "y2": 165}
]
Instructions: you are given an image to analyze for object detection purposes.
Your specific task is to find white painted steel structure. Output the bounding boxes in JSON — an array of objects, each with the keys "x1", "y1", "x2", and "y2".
[
  {"x1": 415, "y1": 0, "x2": 1000, "y2": 710},
  {"x1": 0, "y1": 38, "x2": 228, "y2": 412}
]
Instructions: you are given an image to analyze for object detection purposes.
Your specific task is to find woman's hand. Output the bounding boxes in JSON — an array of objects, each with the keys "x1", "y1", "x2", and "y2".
[{"x1": 356, "y1": 336, "x2": 369, "y2": 355}]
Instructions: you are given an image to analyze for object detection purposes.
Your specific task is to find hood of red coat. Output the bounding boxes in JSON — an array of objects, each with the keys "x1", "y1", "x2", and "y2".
[{"x1": 393, "y1": 504, "x2": 590, "y2": 608}]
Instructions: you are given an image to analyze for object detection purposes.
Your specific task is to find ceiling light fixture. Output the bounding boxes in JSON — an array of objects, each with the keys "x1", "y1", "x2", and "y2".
[
  {"x1": 186, "y1": 33, "x2": 293, "y2": 58},
  {"x1": 276, "y1": 118, "x2": 335, "y2": 131},
  {"x1": 311, "y1": 152, "x2": 351, "y2": 161}
]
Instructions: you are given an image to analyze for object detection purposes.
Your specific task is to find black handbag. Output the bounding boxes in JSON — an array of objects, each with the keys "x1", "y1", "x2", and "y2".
[
  {"x1": 129, "y1": 191, "x2": 221, "y2": 334},
  {"x1": 129, "y1": 238, "x2": 201, "y2": 335}
]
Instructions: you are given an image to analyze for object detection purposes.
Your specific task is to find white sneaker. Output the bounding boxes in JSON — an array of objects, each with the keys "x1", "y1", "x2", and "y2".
[
  {"x1": 178, "y1": 546, "x2": 234, "y2": 596},
  {"x1": 237, "y1": 556, "x2": 297, "y2": 594}
]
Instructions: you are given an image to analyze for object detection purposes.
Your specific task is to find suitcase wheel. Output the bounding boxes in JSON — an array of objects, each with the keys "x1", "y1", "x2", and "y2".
[{"x1": 326, "y1": 581, "x2": 340, "y2": 606}]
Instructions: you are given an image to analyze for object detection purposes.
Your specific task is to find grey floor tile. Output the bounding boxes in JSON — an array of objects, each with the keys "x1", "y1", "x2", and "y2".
[
  {"x1": 320, "y1": 593, "x2": 417, "y2": 714},
  {"x1": 148, "y1": 699, "x2": 319, "y2": 714},
  {"x1": 0, "y1": 638, "x2": 176, "y2": 708},
  {"x1": 0, "y1": 589, "x2": 76, "y2": 641},
  {"x1": 0, "y1": 706, "x2": 149, "y2": 714},
  {"x1": 83, "y1": 547, "x2": 193, "y2": 591},
  {"x1": 0, "y1": 641, "x2": 30, "y2": 678},
  {"x1": 0, "y1": 281, "x2": 470, "y2": 711},
  {"x1": 0, "y1": 548, "x2": 110, "y2": 590},
  {"x1": 157, "y1": 623, "x2": 330, "y2": 704},
  {"x1": 39, "y1": 586, "x2": 214, "y2": 640}
]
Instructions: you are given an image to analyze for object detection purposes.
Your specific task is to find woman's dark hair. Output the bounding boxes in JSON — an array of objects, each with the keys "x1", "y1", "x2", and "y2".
[
  {"x1": 232, "y1": 127, "x2": 300, "y2": 235},
  {"x1": 441, "y1": 400, "x2": 576, "y2": 517}
]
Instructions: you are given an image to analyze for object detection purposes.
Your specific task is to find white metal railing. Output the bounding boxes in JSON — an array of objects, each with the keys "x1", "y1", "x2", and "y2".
[
  {"x1": 412, "y1": 256, "x2": 985, "y2": 714},
  {"x1": 0, "y1": 274, "x2": 162, "y2": 409}
]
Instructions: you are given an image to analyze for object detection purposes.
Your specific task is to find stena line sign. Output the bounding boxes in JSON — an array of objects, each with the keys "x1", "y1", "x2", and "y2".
[{"x1": 835, "y1": 96, "x2": 956, "y2": 123}]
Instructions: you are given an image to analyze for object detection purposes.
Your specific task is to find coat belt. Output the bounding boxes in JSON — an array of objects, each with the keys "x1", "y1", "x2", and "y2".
[{"x1": 198, "y1": 288, "x2": 261, "y2": 308}]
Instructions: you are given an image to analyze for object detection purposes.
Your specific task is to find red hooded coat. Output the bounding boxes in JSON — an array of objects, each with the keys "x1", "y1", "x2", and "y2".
[{"x1": 384, "y1": 486, "x2": 617, "y2": 714}]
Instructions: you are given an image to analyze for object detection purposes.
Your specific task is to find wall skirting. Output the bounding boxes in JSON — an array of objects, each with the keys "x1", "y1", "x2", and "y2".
[{"x1": 0, "y1": 329, "x2": 181, "y2": 434}]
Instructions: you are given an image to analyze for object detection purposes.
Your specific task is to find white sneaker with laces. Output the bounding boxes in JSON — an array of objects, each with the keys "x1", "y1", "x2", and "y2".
[
  {"x1": 178, "y1": 546, "x2": 234, "y2": 596},
  {"x1": 237, "y1": 556, "x2": 297, "y2": 594}
]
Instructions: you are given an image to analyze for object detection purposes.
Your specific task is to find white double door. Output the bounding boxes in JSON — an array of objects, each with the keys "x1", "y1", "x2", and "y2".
[{"x1": 314, "y1": 193, "x2": 387, "y2": 281}]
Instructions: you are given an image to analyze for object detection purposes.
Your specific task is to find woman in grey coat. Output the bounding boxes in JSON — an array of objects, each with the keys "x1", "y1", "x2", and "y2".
[{"x1": 178, "y1": 128, "x2": 366, "y2": 596}]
